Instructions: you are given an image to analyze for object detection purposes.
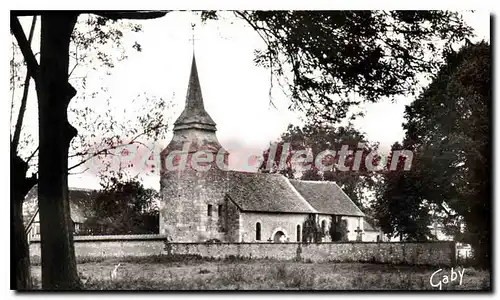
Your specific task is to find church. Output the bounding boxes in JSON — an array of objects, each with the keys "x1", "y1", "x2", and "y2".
[{"x1": 159, "y1": 54, "x2": 368, "y2": 243}]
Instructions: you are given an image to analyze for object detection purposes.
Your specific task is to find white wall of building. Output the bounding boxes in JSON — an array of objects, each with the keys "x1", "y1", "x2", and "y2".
[
  {"x1": 239, "y1": 212, "x2": 365, "y2": 243},
  {"x1": 239, "y1": 212, "x2": 309, "y2": 242}
]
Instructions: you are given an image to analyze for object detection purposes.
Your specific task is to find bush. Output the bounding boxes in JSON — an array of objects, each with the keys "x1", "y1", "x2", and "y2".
[{"x1": 329, "y1": 215, "x2": 348, "y2": 242}]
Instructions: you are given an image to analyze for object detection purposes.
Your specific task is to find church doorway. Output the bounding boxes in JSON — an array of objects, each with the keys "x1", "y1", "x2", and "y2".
[{"x1": 273, "y1": 231, "x2": 286, "y2": 243}]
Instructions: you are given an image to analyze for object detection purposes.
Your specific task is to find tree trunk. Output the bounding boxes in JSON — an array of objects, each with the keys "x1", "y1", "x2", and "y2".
[
  {"x1": 11, "y1": 154, "x2": 37, "y2": 290},
  {"x1": 38, "y1": 13, "x2": 80, "y2": 290},
  {"x1": 12, "y1": 196, "x2": 30, "y2": 290}
]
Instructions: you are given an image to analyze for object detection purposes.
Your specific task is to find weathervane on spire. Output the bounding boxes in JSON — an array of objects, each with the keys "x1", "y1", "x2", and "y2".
[{"x1": 189, "y1": 23, "x2": 198, "y2": 54}]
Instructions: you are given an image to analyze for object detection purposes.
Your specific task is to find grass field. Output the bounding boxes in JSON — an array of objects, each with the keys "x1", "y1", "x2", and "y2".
[{"x1": 30, "y1": 256, "x2": 491, "y2": 291}]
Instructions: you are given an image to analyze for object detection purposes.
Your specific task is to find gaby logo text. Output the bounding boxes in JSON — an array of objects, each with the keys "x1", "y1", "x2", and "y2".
[{"x1": 429, "y1": 267, "x2": 465, "y2": 290}]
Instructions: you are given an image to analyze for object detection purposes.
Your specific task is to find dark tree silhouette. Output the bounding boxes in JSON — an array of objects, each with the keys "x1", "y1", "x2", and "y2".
[
  {"x1": 10, "y1": 16, "x2": 37, "y2": 291},
  {"x1": 374, "y1": 142, "x2": 434, "y2": 241},
  {"x1": 401, "y1": 42, "x2": 490, "y2": 266}
]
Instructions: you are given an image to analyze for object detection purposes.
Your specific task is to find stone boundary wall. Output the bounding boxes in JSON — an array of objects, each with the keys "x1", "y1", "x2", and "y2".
[{"x1": 29, "y1": 235, "x2": 456, "y2": 266}]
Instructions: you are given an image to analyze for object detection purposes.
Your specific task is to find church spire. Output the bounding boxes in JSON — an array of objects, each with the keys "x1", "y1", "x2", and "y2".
[{"x1": 173, "y1": 54, "x2": 217, "y2": 132}]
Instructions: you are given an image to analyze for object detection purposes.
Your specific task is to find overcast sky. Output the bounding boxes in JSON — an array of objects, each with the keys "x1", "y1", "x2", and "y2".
[{"x1": 12, "y1": 11, "x2": 491, "y2": 190}]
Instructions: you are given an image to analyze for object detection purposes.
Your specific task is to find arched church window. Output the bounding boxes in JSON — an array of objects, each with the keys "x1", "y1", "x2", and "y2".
[
  {"x1": 207, "y1": 204, "x2": 212, "y2": 216},
  {"x1": 256, "y1": 222, "x2": 261, "y2": 241},
  {"x1": 218, "y1": 205, "x2": 223, "y2": 217},
  {"x1": 297, "y1": 225, "x2": 301, "y2": 242}
]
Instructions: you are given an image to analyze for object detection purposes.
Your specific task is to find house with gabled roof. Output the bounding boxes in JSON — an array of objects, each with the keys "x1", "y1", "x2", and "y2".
[
  {"x1": 23, "y1": 185, "x2": 97, "y2": 242},
  {"x1": 159, "y1": 54, "x2": 368, "y2": 243}
]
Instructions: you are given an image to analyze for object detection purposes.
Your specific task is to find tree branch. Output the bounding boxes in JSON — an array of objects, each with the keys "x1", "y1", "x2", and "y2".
[
  {"x1": 68, "y1": 147, "x2": 116, "y2": 172},
  {"x1": 68, "y1": 167, "x2": 89, "y2": 176},
  {"x1": 11, "y1": 10, "x2": 169, "y2": 18},
  {"x1": 92, "y1": 11, "x2": 170, "y2": 20},
  {"x1": 26, "y1": 146, "x2": 39, "y2": 164},
  {"x1": 11, "y1": 15, "x2": 77, "y2": 105},
  {"x1": 10, "y1": 16, "x2": 39, "y2": 81},
  {"x1": 12, "y1": 16, "x2": 37, "y2": 153},
  {"x1": 10, "y1": 42, "x2": 17, "y2": 128},
  {"x1": 68, "y1": 44, "x2": 79, "y2": 78},
  {"x1": 67, "y1": 126, "x2": 162, "y2": 173}
]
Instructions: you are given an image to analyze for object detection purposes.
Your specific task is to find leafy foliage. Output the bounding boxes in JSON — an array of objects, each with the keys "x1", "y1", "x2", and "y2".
[
  {"x1": 375, "y1": 41, "x2": 490, "y2": 259},
  {"x1": 83, "y1": 179, "x2": 160, "y2": 235},
  {"x1": 302, "y1": 214, "x2": 322, "y2": 243},
  {"x1": 374, "y1": 142, "x2": 435, "y2": 241},
  {"x1": 401, "y1": 41, "x2": 490, "y2": 265},
  {"x1": 329, "y1": 215, "x2": 348, "y2": 242},
  {"x1": 227, "y1": 10, "x2": 474, "y2": 122},
  {"x1": 70, "y1": 14, "x2": 143, "y2": 73},
  {"x1": 259, "y1": 122, "x2": 381, "y2": 209}
]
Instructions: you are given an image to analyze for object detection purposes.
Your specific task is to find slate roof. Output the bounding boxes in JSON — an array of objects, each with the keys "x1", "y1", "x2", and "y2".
[
  {"x1": 288, "y1": 179, "x2": 365, "y2": 217},
  {"x1": 23, "y1": 185, "x2": 97, "y2": 229},
  {"x1": 226, "y1": 171, "x2": 317, "y2": 214},
  {"x1": 173, "y1": 55, "x2": 217, "y2": 132}
]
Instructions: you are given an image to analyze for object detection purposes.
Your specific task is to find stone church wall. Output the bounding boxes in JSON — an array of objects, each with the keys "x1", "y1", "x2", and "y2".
[
  {"x1": 160, "y1": 168, "x2": 232, "y2": 242},
  {"x1": 29, "y1": 236, "x2": 456, "y2": 266},
  {"x1": 240, "y1": 212, "x2": 309, "y2": 243}
]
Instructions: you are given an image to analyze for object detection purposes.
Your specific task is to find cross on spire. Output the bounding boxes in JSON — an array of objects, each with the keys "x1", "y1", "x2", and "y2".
[{"x1": 189, "y1": 23, "x2": 199, "y2": 53}]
